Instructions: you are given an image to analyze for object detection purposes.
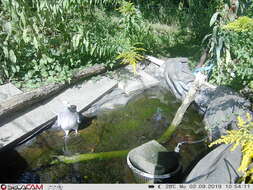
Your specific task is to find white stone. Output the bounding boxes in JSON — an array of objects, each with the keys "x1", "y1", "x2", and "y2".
[
  {"x1": 118, "y1": 70, "x2": 160, "y2": 94},
  {"x1": 0, "y1": 83, "x2": 22, "y2": 103},
  {"x1": 146, "y1": 55, "x2": 165, "y2": 66}
]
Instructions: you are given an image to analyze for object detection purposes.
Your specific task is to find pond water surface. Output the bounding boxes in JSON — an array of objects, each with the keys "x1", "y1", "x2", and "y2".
[{"x1": 0, "y1": 87, "x2": 210, "y2": 183}]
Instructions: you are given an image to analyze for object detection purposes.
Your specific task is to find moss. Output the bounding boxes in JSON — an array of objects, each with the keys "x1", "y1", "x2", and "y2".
[{"x1": 52, "y1": 150, "x2": 129, "y2": 165}]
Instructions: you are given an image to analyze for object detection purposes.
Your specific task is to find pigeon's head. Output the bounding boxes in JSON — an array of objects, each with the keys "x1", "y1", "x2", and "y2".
[
  {"x1": 68, "y1": 105, "x2": 77, "y2": 112},
  {"x1": 62, "y1": 101, "x2": 77, "y2": 112}
]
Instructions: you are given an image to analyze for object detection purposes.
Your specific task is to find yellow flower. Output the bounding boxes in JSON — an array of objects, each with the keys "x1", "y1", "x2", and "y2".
[
  {"x1": 209, "y1": 113, "x2": 253, "y2": 183},
  {"x1": 222, "y1": 16, "x2": 253, "y2": 32}
]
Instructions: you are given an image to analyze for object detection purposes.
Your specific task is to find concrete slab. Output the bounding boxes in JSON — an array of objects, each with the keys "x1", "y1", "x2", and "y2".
[
  {"x1": 0, "y1": 105, "x2": 53, "y2": 147},
  {"x1": 0, "y1": 83, "x2": 22, "y2": 103},
  {"x1": 44, "y1": 77, "x2": 118, "y2": 114},
  {"x1": 0, "y1": 77, "x2": 118, "y2": 148},
  {"x1": 118, "y1": 70, "x2": 160, "y2": 94}
]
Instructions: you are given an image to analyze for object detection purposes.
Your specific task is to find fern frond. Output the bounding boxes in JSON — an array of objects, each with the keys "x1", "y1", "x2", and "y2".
[{"x1": 116, "y1": 46, "x2": 145, "y2": 74}]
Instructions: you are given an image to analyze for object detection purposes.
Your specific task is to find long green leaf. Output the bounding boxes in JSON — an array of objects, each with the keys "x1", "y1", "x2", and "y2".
[
  {"x1": 9, "y1": 50, "x2": 17, "y2": 63},
  {"x1": 210, "y1": 12, "x2": 220, "y2": 27}
]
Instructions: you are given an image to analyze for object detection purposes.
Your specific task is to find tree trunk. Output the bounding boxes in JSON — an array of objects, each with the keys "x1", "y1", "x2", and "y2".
[
  {"x1": 157, "y1": 73, "x2": 206, "y2": 144},
  {"x1": 196, "y1": 48, "x2": 209, "y2": 68},
  {"x1": 0, "y1": 64, "x2": 106, "y2": 120}
]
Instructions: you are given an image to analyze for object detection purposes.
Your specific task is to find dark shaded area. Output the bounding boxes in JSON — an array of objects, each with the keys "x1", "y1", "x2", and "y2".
[
  {"x1": 78, "y1": 115, "x2": 96, "y2": 130},
  {"x1": 0, "y1": 149, "x2": 28, "y2": 183},
  {"x1": 154, "y1": 151, "x2": 182, "y2": 183},
  {"x1": 155, "y1": 152, "x2": 180, "y2": 175}
]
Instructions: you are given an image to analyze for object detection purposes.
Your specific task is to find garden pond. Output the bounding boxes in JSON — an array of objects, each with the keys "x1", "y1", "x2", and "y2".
[{"x1": 0, "y1": 87, "x2": 210, "y2": 183}]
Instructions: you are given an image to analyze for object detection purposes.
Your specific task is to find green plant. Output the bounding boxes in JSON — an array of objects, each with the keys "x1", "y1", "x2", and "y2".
[
  {"x1": 0, "y1": 0, "x2": 160, "y2": 88},
  {"x1": 114, "y1": 1, "x2": 152, "y2": 72},
  {"x1": 116, "y1": 46, "x2": 145, "y2": 74},
  {"x1": 0, "y1": 0, "x2": 123, "y2": 88},
  {"x1": 223, "y1": 16, "x2": 253, "y2": 31},
  {"x1": 209, "y1": 113, "x2": 253, "y2": 183},
  {"x1": 203, "y1": 2, "x2": 253, "y2": 91}
]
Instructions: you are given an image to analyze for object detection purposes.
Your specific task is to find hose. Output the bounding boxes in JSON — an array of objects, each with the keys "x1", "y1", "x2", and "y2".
[{"x1": 174, "y1": 136, "x2": 208, "y2": 153}]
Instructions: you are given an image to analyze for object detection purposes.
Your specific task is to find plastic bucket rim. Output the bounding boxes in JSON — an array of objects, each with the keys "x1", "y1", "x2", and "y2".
[{"x1": 126, "y1": 153, "x2": 181, "y2": 179}]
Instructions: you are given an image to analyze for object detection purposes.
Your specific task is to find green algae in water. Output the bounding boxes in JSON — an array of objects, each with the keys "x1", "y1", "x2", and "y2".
[{"x1": 14, "y1": 87, "x2": 208, "y2": 183}]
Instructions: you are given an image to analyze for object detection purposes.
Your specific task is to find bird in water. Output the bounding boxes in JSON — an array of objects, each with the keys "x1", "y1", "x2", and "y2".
[{"x1": 56, "y1": 101, "x2": 81, "y2": 138}]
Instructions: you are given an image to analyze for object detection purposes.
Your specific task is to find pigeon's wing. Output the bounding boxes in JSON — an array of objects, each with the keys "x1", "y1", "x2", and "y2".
[
  {"x1": 56, "y1": 111, "x2": 68, "y2": 126},
  {"x1": 56, "y1": 114, "x2": 61, "y2": 127},
  {"x1": 75, "y1": 112, "x2": 81, "y2": 124}
]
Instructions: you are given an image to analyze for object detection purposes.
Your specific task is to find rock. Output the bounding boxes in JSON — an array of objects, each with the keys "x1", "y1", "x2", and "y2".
[
  {"x1": 0, "y1": 83, "x2": 22, "y2": 103},
  {"x1": 185, "y1": 144, "x2": 242, "y2": 184},
  {"x1": 118, "y1": 70, "x2": 160, "y2": 95},
  {"x1": 203, "y1": 86, "x2": 252, "y2": 140},
  {"x1": 128, "y1": 140, "x2": 180, "y2": 175}
]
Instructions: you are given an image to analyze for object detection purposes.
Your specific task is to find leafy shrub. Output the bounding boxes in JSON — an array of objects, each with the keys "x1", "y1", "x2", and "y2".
[
  {"x1": 0, "y1": 0, "x2": 117, "y2": 87},
  {"x1": 204, "y1": 4, "x2": 253, "y2": 91},
  {"x1": 209, "y1": 113, "x2": 253, "y2": 183},
  {"x1": 213, "y1": 17, "x2": 253, "y2": 89},
  {"x1": 0, "y1": 0, "x2": 155, "y2": 88},
  {"x1": 223, "y1": 16, "x2": 253, "y2": 32}
]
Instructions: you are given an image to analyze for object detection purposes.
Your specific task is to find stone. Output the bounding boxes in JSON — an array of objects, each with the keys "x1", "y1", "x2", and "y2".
[
  {"x1": 0, "y1": 83, "x2": 22, "y2": 103},
  {"x1": 0, "y1": 105, "x2": 53, "y2": 148},
  {"x1": 0, "y1": 77, "x2": 118, "y2": 148},
  {"x1": 44, "y1": 77, "x2": 118, "y2": 114},
  {"x1": 203, "y1": 86, "x2": 252, "y2": 140},
  {"x1": 146, "y1": 55, "x2": 165, "y2": 66},
  {"x1": 84, "y1": 88, "x2": 132, "y2": 117},
  {"x1": 128, "y1": 140, "x2": 180, "y2": 175},
  {"x1": 185, "y1": 144, "x2": 242, "y2": 184},
  {"x1": 118, "y1": 70, "x2": 160, "y2": 95}
]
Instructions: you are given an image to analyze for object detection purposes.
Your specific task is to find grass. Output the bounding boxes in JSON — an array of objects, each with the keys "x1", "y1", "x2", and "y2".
[{"x1": 149, "y1": 22, "x2": 202, "y2": 68}]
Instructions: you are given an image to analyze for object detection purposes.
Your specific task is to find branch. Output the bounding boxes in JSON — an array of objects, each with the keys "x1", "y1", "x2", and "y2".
[
  {"x1": 157, "y1": 73, "x2": 207, "y2": 143},
  {"x1": 51, "y1": 149, "x2": 129, "y2": 165}
]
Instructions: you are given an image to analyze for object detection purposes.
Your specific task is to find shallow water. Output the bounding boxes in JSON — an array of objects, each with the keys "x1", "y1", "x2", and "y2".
[{"x1": 0, "y1": 87, "x2": 209, "y2": 183}]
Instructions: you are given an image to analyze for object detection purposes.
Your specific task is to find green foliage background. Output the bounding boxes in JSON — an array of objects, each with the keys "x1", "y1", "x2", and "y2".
[
  {"x1": 0, "y1": 0, "x2": 252, "y2": 93},
  {"x1": 203, "y1": 1, "x2": 253, "y2": 93},
  {"x1": 0, "y1": 0, "x2": 218, "y2": 89}
]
